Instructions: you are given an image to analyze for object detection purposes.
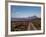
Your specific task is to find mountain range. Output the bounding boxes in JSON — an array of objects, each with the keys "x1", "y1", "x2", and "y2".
[{"x1": 11, "y1": 16, "x2": 40, "y2": 21}]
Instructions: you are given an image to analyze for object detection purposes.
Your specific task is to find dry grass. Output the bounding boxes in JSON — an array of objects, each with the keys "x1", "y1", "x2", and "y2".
[{"x1": 11, "y1": 18, "x2": 41, "y2": 31}]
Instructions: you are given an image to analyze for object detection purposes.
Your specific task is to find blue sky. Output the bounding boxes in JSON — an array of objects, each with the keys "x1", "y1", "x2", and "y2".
[{"x1": 11, "y1": 5, "x2": 41, "y2": 18}]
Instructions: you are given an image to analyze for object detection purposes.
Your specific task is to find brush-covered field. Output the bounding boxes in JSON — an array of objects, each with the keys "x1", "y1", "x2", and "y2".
[{"x1": 11, "y1": 18, "x2": 41, "y2": 31}]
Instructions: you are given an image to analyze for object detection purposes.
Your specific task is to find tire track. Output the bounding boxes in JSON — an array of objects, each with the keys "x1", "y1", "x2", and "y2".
[{"x1": 27, "y1": 22, "x2": 37, "y2": 30}]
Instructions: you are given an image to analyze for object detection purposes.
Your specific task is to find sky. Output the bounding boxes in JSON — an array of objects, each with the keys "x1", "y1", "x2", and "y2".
[{"x1": 11, "y1": 5, "x2": 41, "y2": 18}]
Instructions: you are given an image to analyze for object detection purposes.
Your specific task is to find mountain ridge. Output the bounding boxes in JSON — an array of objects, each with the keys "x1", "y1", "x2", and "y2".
[{"x1": 11, "y1": 16, "x2": 40, "y2": 21}]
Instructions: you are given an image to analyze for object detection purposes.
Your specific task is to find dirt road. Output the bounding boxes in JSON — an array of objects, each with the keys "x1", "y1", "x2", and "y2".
[{"x1": 27, "y1": 22, "x2": 37, "y2": 30}]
